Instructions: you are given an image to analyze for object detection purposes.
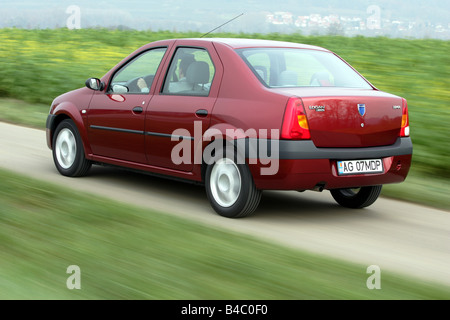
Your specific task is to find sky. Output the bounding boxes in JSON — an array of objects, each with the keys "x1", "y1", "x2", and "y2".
[{"x1": 0, "y1": 0, "x2": 449, "y2": 39}]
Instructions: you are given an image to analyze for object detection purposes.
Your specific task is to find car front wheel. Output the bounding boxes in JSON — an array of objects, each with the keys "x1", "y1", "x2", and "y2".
[
  {"x1": 205, "y1": 149, "x2": 262, "y2": 218},
  {"x1": 52, "y1": 119, "x2": 91, "y2": 177},
  {"x1": 330, "y1": 185, "x2": 382, "y2": 209}
]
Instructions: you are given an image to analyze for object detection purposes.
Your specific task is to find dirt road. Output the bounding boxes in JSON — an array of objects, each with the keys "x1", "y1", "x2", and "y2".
[{"x1": 1, "y1": 121, "x2": 449, "y2": 287}]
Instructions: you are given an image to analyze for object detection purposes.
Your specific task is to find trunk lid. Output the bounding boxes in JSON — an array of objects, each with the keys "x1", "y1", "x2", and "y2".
[{"x1": 279, "y1": 88, "x2": 403, "y2": 148}]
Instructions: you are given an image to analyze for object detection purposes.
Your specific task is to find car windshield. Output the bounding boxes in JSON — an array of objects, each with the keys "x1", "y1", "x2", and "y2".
[{"x1": 236, "y1": 48, "x2": 372, "y2": 89}]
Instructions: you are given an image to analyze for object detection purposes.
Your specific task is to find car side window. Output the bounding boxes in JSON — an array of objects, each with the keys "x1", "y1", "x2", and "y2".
[
  {"x1": 246, "y1": 52, "x2": 271, "y2": 86},
  {"x1": 108, "y1": 47, "x2": 167, "y2": 94},
  {"x1": 162, "y1": 47, "x2": 215, "y2": 96}
]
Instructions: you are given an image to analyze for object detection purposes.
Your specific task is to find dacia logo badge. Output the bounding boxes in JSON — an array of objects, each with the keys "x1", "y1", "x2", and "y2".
[{"x1": 358, "y1": 104, "x2": 366, "y2": 116}]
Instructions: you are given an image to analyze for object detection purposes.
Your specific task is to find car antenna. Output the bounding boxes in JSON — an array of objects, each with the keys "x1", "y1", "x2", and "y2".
[{"x1": 200, "y1": 13, "x2": 244, "y2": 38}]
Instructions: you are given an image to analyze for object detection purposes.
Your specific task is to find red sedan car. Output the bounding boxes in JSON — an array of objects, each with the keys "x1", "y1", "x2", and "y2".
[{"x1": 46, "y1": 38, "x2": 412, "y2": 218}]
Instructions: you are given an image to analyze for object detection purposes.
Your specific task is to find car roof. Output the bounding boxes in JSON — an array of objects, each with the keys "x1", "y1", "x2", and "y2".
[{"x1": 170, "y1": 38, "x2": 330, "y2": 52}]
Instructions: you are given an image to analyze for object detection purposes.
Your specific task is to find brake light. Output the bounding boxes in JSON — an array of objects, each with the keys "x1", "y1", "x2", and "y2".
[
  {"x1": 281, "y1": 97, "x2": 311, "y2": 140},
  {"x1": 400, "y1": 98, "x2": 410, "y2": 137}
]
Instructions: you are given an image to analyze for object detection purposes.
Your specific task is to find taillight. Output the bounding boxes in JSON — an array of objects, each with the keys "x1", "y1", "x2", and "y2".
[
  {"x1": 400, "y1": 98, "x2": 410, "y2": 137},
  {"x1": 281, "y1": 97, "x2": 311, "y2": 140}
]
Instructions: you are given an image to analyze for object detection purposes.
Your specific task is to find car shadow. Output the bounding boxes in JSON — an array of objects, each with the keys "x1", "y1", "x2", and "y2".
[
  {"x1": 87, "y1": 164, "x2": 207, "y2": 200},
  {"x1": 255, "y1": 190, "x2": 360, "y2": 219},
  {"x1": 86, "y1": 164, "x2": 379, "y2": 221}
]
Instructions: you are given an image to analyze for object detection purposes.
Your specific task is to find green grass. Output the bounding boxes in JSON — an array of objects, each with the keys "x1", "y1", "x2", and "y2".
[
  {"x1": 0, "y1": 167, "x2": 449, "y2": 300},
  {"x1": 0, "y1": 98, "x2": 49, "y2": 129},
  {"x1": 382, "y1": 170, "x2": 450, "y2": 211}
]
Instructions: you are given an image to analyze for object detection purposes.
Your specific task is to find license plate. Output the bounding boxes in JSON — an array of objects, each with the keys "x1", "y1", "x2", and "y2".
[{"x1": 337, "y1": 159, "x2": 383, "y2": 176}]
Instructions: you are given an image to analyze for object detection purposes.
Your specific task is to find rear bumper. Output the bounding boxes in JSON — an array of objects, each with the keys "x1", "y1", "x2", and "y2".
[
  {"x1": 246, "y1": 137, "x2": 412, "y2": 190},
  {"x1": 268, "y1": 137, "x2": 412, "y2": 160}
]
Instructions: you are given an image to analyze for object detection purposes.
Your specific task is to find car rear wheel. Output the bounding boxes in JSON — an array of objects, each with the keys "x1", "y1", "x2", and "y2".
[
  {"x1": 53, "y1": 119, "x2": 91, "y2": 177},
  {"x1": 330, "y1": 185, "x2": 382, "y2": 209},
  {"x1": 205, "y1": 148, "x2": 262, "y2": 218}
]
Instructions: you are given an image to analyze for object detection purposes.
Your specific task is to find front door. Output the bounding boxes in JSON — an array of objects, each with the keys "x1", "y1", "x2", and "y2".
[{"x1": 87, "y1": 47, "x2": 167, "y2": 163}]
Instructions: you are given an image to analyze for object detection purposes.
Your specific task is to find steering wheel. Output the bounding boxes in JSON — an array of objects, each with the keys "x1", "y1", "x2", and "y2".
[{"x1": 125, "y1": 77, "x2": 142, "y2": 93}]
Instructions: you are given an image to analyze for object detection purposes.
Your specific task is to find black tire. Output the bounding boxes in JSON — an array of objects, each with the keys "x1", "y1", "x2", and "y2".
[
  {"x1": 52, "y1": 119, "x2": 91, "y2": 177},
  {"x1": 205, "y1": 147, "x2": 262, "y2": 218},
  {"x1": 330, "y1": 185, "x2": 382, "y2": 209}
]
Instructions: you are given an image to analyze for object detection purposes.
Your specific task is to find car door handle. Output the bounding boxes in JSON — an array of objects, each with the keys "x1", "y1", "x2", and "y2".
[
  {"x1": 133, "y1": 106, "x2": 143, "y2": 114},
  {"x1": 195, "y1": 109, "x2": 208, "y2": 117}
]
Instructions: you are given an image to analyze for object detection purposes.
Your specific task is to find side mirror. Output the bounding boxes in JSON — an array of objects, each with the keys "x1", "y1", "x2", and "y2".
[{"x1": 85, "y1": 78, "x2": 104, "y2": 91}]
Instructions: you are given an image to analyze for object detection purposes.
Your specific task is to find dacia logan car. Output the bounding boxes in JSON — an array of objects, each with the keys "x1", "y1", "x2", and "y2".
[{"x1": 46, "y1": 38, "x2": 412, "y2": 218}]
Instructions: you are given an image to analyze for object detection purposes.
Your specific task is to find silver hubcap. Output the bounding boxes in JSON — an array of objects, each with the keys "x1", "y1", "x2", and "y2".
[
  {"x1": 55, "y1": 128, "x2": 77, "y2": 169},
  {"x1": 341, "y1": 188, "x2": 361, "y2": 197},
  {"x1": 210, "y1": 158, "x2": 241, "y2": 207}
]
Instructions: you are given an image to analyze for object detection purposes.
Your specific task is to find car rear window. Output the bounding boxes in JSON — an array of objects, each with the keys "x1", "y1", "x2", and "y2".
[{"x1": 236, "y1": 48, "x2": 372, "y2": 89}]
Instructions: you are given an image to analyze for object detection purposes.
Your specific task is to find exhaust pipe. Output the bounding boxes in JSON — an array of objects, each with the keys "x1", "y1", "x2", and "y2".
[{"x1": 313, "y1": 183, "x2": 326, "y2": 192}]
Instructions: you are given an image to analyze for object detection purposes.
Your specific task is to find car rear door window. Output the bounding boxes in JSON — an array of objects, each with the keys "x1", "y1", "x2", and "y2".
[{"x1": 162, "y1": 47, "x2": 215, "y2": 96}]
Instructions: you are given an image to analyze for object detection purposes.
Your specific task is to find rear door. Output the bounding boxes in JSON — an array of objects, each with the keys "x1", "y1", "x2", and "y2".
[{"x1": 145, "y1": 41, "x2": 223, "y2": 171}]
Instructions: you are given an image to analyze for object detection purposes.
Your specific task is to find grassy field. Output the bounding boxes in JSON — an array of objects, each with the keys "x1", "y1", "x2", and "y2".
[
  {"x1": 0, "y1": 28, "x2": 448, "y2": 210},
  {"x1": 1, "y1": 167, "x2": 449, "y2": 300}
]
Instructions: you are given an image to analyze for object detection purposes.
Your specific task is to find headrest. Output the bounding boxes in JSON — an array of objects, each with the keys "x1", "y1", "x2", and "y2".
[
  {"x1": 186, "y1": 61, "x2": 210, "y2": 84},
  {"x1": 278, "y1": 70, "x2": 298, "y2": 86}
]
